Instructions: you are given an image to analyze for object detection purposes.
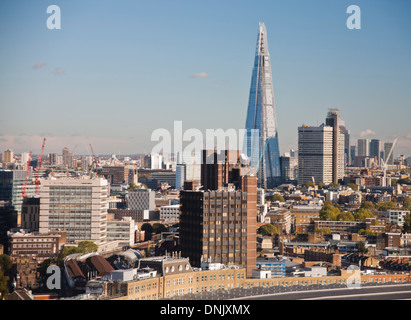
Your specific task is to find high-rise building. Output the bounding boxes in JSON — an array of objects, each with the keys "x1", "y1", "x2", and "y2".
[
  {"x1": 0, "y1": 169, "x2": 35, "y2": 226},
  {"x1": 39, "y1": 178, "x2": 109, "y2": 245},
  {"x1": 384, "y1": 142, "x2": 394, "y2": 165},
  {"x1": 357, "y1": 139, "x2": 369, "y2": 157},
  {"x1": 62, "y1": 147, "x2": 73, "y2": 168},
  {"x1": 2, "y1": 149, "x2": 14, "y2": 164},
  {"x1": 298, "y1": 125, "x2": 333, "y2": 185},
  {"x1": 350, "y1": 146, "x2": 357, "y2": 165},
  {"x1": 243, "y1": 23, "x2": 281, "y2": 189},
  {"x1": 369, "y1": 139, "x2": 382, "y2": 164},
  {"x1": 325, "y1": 109, "x2": 346, "y2": 184},
  {"x1": 180, "y1": 150, "x2": 257, "y2": 277}
]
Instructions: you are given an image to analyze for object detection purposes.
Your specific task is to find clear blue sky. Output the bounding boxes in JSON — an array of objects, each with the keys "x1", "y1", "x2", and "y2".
[{"x1": 0, "y1": 0, "x2": 410, "y2": 158}]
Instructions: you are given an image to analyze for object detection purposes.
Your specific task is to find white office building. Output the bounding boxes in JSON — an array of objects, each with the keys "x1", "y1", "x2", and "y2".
[{"x1": 39, "y1": 177, "x2": 109, "y2": 245}]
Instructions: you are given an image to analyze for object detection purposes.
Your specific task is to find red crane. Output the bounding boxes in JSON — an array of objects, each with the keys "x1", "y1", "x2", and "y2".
[
  {"x1": 35, "y1": 138, "x2": 46, "y2": 194},
  {"x1": 22, "y1": 151, "x2": 32, "y2": 198}
]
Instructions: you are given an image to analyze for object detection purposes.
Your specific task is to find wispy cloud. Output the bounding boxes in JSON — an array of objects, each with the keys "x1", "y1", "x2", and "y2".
[
  {"x1": 360, "y1": 129, "x2": 376, "y2": 137},
  {"x1": 53, "y1": 68, "x2": 65, "y2": 76},
  {"x1": 190, "y1": 72, "x2": 210, "y2": 79},
  {"x1": 32, "y1": 61, "x2": 47, "y2": 69}
]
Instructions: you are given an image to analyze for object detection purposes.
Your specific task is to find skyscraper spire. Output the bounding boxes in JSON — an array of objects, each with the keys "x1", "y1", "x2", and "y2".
[{"x1": 244, "y1": 23, "x2": 281, "y2": 189}]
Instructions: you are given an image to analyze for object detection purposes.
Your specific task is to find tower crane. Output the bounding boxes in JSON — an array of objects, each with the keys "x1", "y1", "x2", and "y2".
[
  {"x1": 22, "y1": 151, "x2": 32, "y2": 198},
  {"x1": 35, "y1": 138, "x2": 46, "y2": 194},
  {"x1": 89, "y1": 144, "x2": 99, "y2": 176}
]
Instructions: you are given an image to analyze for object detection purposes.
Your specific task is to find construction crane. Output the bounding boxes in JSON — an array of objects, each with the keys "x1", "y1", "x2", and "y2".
[
  {"x1": 381, "y1": 137, "x2": 398, "y2": 186},
  {"x1": 311, "y1": 176, "x2": 318, "y2": 200},
  {"x1": 22, "y1": 151, "x2": 32, "y2": 198},
  {"x1": 89, "y1": 144, "x2": 99, "y2": 176},
  {"x1": 35, "y1": 138, "x2": 46, "y2": 194}
]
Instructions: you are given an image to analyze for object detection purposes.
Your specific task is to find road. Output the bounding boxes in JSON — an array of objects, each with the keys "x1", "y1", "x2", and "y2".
[{"x1": 233, "y1": 283, "x2": 411, "y2": 300}]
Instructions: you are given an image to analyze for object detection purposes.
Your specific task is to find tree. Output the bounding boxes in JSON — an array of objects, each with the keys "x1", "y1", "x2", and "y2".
[
  {"x1": 402, "y1": 197, "x2": 411, "y2": 211},
  {"x1": 141, "y1": 223, "x2": 154, "y2": 234},
  {"x1": 78, "y1": 241, "x2": 98, "y2": 254},
  {"x1": 356, "y1": 241, "x2": 368, "y2": 254},
  {"x1": 377, "y1": 201, "x2": 398, "y2": 211},
  {"x1": 261, "y1": 224, "x2": 278, "y2": 236},
  {"x1": 127, "y1": 182, "x2": 138, "y2": 191},
  {"x1": 153, "y1": 223, "x2": 167, "y2": 234},
  {"x1": 0, "y1": 269, "x2": 9, "y2": 300},
  {"x1": 314, "y1": 227, "x2": 331, "y2": 235},
  {"x1": 0, "y1": 255, "x2": 12, "y2": 273},
  {"x1": 360, "y1": 201, "x2": 376, "y2": 210},
  {"x1": 329, "y1": 182, "x2": 339, "y2": 188},
  {"x1": 320, "y1": 203, "x2": 340, "y2": 221},
  {"x1": 346, "y1": 183, "x2": 358, "y2": 191},
  {"x1": 271, "y1": 194, "x2": 285, "y2": 202},
  {"x1": 337, "y1": 211, "x2": 355, "y2": 221},
  {"x1": 359, "y1": 229, "x2": 376, "y2": 236},
  {"x1": 303, "y1": 181, "x2": 314, "y2": 188},
  {"x1": 354, "y1": 208, "x2": 375, "y2": 222},
  {"x1": 403, "y1": 213, "x2": 411, "y2": 233}
]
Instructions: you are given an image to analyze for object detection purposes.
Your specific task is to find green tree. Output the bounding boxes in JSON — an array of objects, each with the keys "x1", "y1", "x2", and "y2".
[
  {"x1": 261, "y1": 224, "x2": 278, "y2": 236},
  {"x1": 346, "y1": 183, "x2": 358, "y2": 191},
  {"x1": 354, "y1": 208, "x2": 375, "y2": 222},
  {"x1": 403, "y1": 213, "x2": 411, "y2": 233},
  {"x1": 359, "y1": 229, "x2": 376, "y2": 236},
  {"x1": 402, "y1": 197, "x2": 411, "y2": 211},
  {"x1": 141, "y1": 223, "x2": 154, "y2": 234},
  {"x1": 360, "y1": 201, "x2": 376, "y2": 210},
  {"x1": 337, "y1": 211, "x2": 355, "y2": 221},
  {"x1": 314, "y1": 227, "x2": 331, "y2": 235},
  {"x1": 271, "y1": 194, "x2": 285, "y2": 202},
  {"x1": 127, "y1": 182, "x2": 138, "y2": 191},
  {"x1": 303, "y1": 181, "x2": 314, "y2": 188},
  {"x1": 0, "y1": 255, "x2": 12, "y2": 273},
  {"x1": 329, "y1": 182, "x2": 339, "y2": 188},
  {"x1": 78, "y1": 241, "x2": 98, "y2": 254},
  {"x1": 153, "y1": 223, "x2": 167, "y2": 234},
  {"x1": 377, "y1": 201, "x2": 398, "y2": 211},
  {"x1": 320, "y1": 203, "x2": 340, "y2": 221},
  {"x1": 0, "y1": 269, "x2": 9, "y2": 300},
  {"x1": 356, "y1": 241, "x2": 368, "y2": 254}
]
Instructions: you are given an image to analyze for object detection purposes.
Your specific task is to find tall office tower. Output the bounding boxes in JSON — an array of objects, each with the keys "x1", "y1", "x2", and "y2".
[
  {"x1": 175, "y1": 164, "x2": 186, "y2": 190},
  {"x1": 325, "y1": 109, "x2": 346, "y2": 184},
  {"x1": 384, "y1": 142, "x2": 394, "y2": 165},
  {"x1": 244, "y1": 23, "x2": 281, "y2": 189},
  {"x1": 344, "y1": 130, "x2": 351, "y2": 166},
  {"x1": 370, "y1": 139, "x2": 382, "y2": 164},
  {"x1": 49, "y1": 153, "x2": 59, "y2": 166},
  {"x1": 350, "y1": 146, "x2": 357, "y2": 165},
  {"x1": 298, "y1": 125, "x2": 333, "y2": 185},
  {"x1": 62, "y1": 147, "x2": 73, "y2": 168},
  {"x1": 39, "y1": 178, "x2": 109, "y2": 245},
  {"x1": 2, "y1": 149, "x2": 14, "y2": 164},
  {"x1": 0, "y1": 169, "x2": 35, "y2": 226},
  {"x1": 180, "y1": 150, "x2": 257, "y2": 277},
  {"x1": 357, "y1": 139, "x2": 369, "y2": 157}
]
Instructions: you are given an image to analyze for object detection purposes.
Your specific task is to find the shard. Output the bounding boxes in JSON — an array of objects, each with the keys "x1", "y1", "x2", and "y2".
[{"x1": 243, "y1": 23, "x2": 281, "y2": 189}]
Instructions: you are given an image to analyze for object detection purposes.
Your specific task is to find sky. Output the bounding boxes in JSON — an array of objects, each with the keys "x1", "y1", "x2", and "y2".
[{"x1": 0, "y1": 0, "x2": 410, "y2": 159}]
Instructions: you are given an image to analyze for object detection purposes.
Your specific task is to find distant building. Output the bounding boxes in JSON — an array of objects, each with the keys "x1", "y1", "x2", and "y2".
[
  {"x1": 102, "y1": 166, "x2": 129, "y2": 185},
  {"x1": 159, "y1": 204, "x2": 180, "y2": 221},
  {"x1": 357, "y1": 139, "x2": 369, "y2": 157}
]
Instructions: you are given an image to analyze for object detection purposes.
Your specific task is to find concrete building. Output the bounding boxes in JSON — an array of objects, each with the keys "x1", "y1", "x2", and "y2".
[
  {"x1": 180, "y1": 149, "x2": 257, "y2": 278},
  {"x1": 2, "y1": 149, "x2": 14, "y2": 164},
  {"x1": 102, "y1": 166, "x2": 129, "y2": 185},
  {"x1": 127, "y1": 189, "x2": 155, "y2": 211},
  {"x1": 298, "y1": 125, "x2": 333, "y2": 185},
  {"x1": 159, "y1": 204, "x2": 180, "y2": 221},
  {"x1": 357, "y1": 139, "x2": 369, "y2": 157},
  {"x1": 386, "y1": 210, "x2": 409, "y2": 227},
  {"x1": 21, "y1": 196, "x2": 40, "y2": 231},
  {"x1": 39, "y1": 177, "x2": 109, "y2": 245},
  {"x1": 106, "y1": 216, "x2": 135, "y2": 247}
]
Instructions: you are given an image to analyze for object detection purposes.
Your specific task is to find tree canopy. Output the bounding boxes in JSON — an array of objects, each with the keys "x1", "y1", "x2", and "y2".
[
  {"x1": 260, "y1": 224, "x2": 278, "y2": 236},
  {"x1": 271, "y1": 194, "x2": 285, "y2": 202},
  {"x1": 353, "y1": 208, "x2": 375, "y2": 222}
]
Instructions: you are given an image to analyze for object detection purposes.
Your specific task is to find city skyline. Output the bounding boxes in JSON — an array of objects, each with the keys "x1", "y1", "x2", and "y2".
[{"x1": 1, "y1": 0, "x2": 410, "y2": 158}]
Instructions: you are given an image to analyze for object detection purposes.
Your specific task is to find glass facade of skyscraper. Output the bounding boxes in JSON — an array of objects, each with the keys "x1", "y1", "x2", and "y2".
[{"x1": 244, "y1": 23, "x2": 281, "y2": 189}]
